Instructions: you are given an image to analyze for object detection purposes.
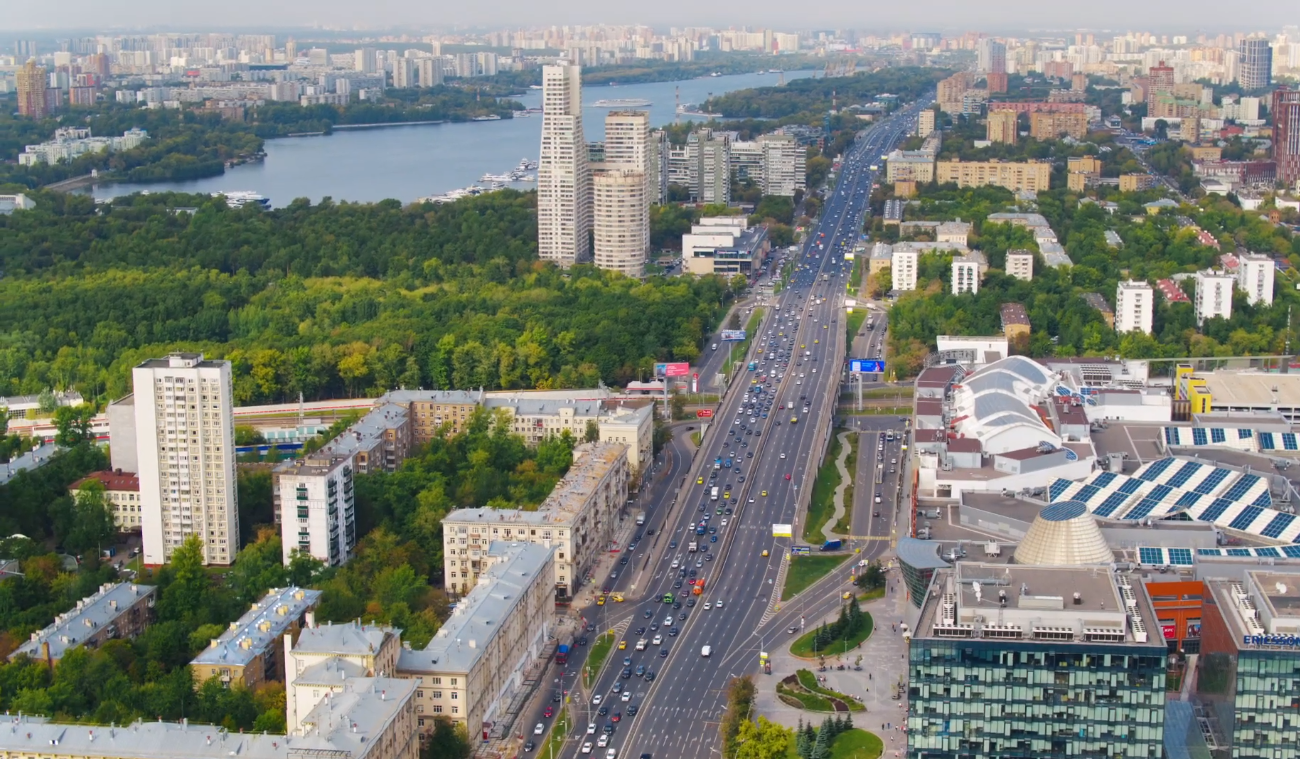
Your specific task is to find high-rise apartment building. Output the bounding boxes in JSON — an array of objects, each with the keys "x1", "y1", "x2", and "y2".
[
  {"x1": 416, "y1": 58, "x2": 444, "y2": 87},
  {"x1": 1194, "y1": 269, "x2": 1235, "y2": 324},
  {"x1": 1236, "y1": 252, "x2": 1275, "y2": 306},
  {"x1": 537, "y1": 63, "x2": 592, "y2": 266},
  {"x1": 1115, "y1": 280, "x2": 1153, "y2": 335},
  {"x1": 16, "y1": 59, "x2": 49, "y2": 119},
  {"x1": 592, "y1": 169, "x2": 648, "y2": 277},
  {"x1": 951, "y1": 253, "x2": 986, "y2": 295},
  {"x1": 599, "y1": 110, "x2": 653, "y2": 259},
  {"x1": 392, "y1": 58, "x2": 414, "y2": 88},
  {"x1": 916, "y1": 109, "x2": 935, "y2": 139},
  {"x1": 1273, "y1": 87, "x2": 1300, "y2": 186},
  {"x1": 891, "y1": 247, "x2": 919, "y2": 292},
  {"x1": 132, "y1": 353, "x2": 239, "y2": 566},
  {"x1": 354, "y1": 47, "x2": 376, "y2": 74},
  {"x1": 274, "y1": 453, "x2": 357, "y2": 567},
  {"x1": 1238, "y1": 38, "x2": 1273, "y2": 90},
  {"x1": 976, "y1": 39, "x2": 1006, "y2": 75},
  {"x1": 1029, "y1": 111, "x2": 1088, "y2": 140},
  {"x1": 689, "y1": 129, "x2": 731, "y2": 203},
  {"x1": 986, "y1": 110, "x2": 1018, "y2": 144}
]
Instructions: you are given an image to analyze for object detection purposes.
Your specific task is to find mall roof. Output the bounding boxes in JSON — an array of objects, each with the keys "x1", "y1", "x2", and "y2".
[{"x1": 1013, "y1": 502, "x2": 1114, "y2": 566}]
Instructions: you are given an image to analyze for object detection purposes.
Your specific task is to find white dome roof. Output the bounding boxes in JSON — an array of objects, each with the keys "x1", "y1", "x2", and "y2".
[{"x1": 1013, "y1": 501, "x2": 1113, "y2": 566}]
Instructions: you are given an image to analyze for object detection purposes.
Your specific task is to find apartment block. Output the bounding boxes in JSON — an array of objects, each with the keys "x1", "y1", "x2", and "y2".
[
  {"x1": 274, "y1": 453, "x2": 356, "y2": 567},
  {"x1": 0, "y1": 677, "x2": 417, "y2": 759},
  {"x1": 191, "y1": 586, "x2": 322, "y2": 690},
  {"x1": 16, "y1": 59, "x2": 48, "y2": 119},
  {"x1": 1119, "y1": 173, "x2": 1157, "y2": 192},
  {"x1": 886, "y1": 149, "x2": 937, "y2": 183},
  {"x1": 1273, "y1": 87, "x2": 1300, "y2": 186},
  {"x1": 381, "y1": 389, "x2": 483, "y2": 444},
  {"x1": 15, "y1": 583, "x2": 156, "y2": 664},
  {"x1": 935, "y1": 160, "x2": 1051, "y2": 192},
  {"x1": 592, "y1": 168, "x2": 648, "y2": 277},
  {"x1": 986, "y1": 110, "x2": 1018, "y2": 144},
  {"x1": 916, "y1": 109, "x2": 935, "y2": 139},
  {"x1": 1067, "y1": 157, "x2": 1102, "y2": 175},
  {"x1": 69, "y1": 469, "x2": 142, "y2": 531},
  {"x1": 999, "y1": 302, "x2": 1030, "y2": 342},
  {"x1": 285, "y1": 621, "x2": 402, "y2": 732},
  {"x1": 441, "y1": 442, "x2": 629, "y2": 599},
  {"x1": 891, "y1": 246, "x2": 919, "y2": 292},
  {"x1": 132, "y1": 353, "x2": 238, "y2": 566},
  {"x1": 1115, "y1": 280, "x2": 1154, "y2": 335},
  {"x1": 1029, "y1": 111, "x2": 1088, "y2": 140},
  {"x1": 951, "y1": 252, "x2": 987, "y2": 295},
  {"x1": 398, "y1": 542, "x2": 554, "y2": 740},
  {"x1": 1194, "y1": 269, "x2": 1235, "y2": 324},
  {"x1": 1235, "y1": 252, "x2": 1275, "y2": 306},
  {"x1": 537, "y1": 63, "x2": 592, "y2": 266},
  {"x1": 1005, "y1": 250, "x2": 1034, "y2": 281},
  {"x1": 1082, "y1": 292, "x2": 1116, "y2": 329},
  {"x1": 1237, "y1": 37, "x2": 1273, "y2": 91}
]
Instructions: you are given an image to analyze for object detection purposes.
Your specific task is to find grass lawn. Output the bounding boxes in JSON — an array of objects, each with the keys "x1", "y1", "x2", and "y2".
[
  {"x1": 583, "y1": 632, "x2": 615, "y2": 689},
  {"x1": 830, "y1": 729, "x2": 884, "y2": 759},
  {"x1": 844, "y1": 309, "x2": 867, "y2": 346},
  {"x1": 832, "y1": 434, "x2": 858, "y2": 535},
  {"x1": 802, "y1": 430, "x2": 848, "y2": 543},
  {"x1": 691, "y1": 430, "x2": 702, "y2": 447},
  {"x1": 782, "y1": 554, "x2": 850, "y2": 601},
  {"x1": 724, "y1": 308, "x2": 765, "y2": 382},
  {"x1": 539, "y1": 707, "x2": 570, "y2": 759},
  {"x1": 796, "y1": 669, "x2": 865, "y2": 711},
  {"x1": 789, "y1": 609, "x2": 874, "y2": 658},
  {"x1": 855, "y1": 586, "x2": 886, "y2": 603},
  {"x1": 841, "y1": 405, "x2": 912, "y2": 417}
]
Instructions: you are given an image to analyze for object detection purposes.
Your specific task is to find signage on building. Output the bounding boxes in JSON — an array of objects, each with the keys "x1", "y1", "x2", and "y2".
[
  {"x1": 696, "y1": 409, "x2": 714, "y2": 419},
  {"x1": 655, "y1": 362, "x2": 691, "y2": 377},
  {"x1": 850, "y1": 359, "x2": 886, "y2": 373},
  {"x1": 1243, "y1": 634, "x2": 1300, "y2": 647},
  {"x1": 719, "y1": 330, "x2": 747, "y2": 341},
  {"x1": 1161, "y1": 624, "x2": 1177, "y2": 639}
]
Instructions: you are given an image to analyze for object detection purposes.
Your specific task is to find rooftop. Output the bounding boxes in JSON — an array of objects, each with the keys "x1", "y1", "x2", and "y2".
[
  {"x1": 1000, "y1": 302, "x2": 1030, "y2": 326},
  {"x1": 15, "y1": 583, "x2": 156, "y2": 661},
  {"x1": 318, "y1": 404, "x2": 408, "y2": 459},
  {"x1": 192, "y1": 587, "x2": 321, "y2": 668},
  {"x1": 916, "y1": 365, "x2": 962, "y2": 388},
  {"x1": 1199, "y1": 372, "x2": 1300, "y2": 408},
  {"x1": 381, "y1": 389, "x2": 485, "y2": 406},
  {"x1": 443, "y1": 443, "x2": 627, "y2": 526},
  {"x1": 70, "y1": 469, "x2": 139, "y2": 493},
  {"x1": 135, "y1": 352, "x2": 226, "y2": 371},
  {"x1": 399, "y1": 542, "x2": 552, "y2": 675},
  {"x1": 1081, "y1": 292, "x2": 1114, "y2": 315},
  {"x1": 1156, "y1": 279, "x2": 1190, "y2": 302},
  {"x1": 292, "y1": 622, "x2": 397, "y2": 658}
]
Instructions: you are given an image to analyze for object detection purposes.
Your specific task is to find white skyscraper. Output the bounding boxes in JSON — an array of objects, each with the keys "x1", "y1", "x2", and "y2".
[
  {"x1": 416, "y1": 58, "x2": 443, "y2": 87},
  {"x1": 602, "y1": 110, "x2": 653, "y2": 256},
  {"x1": 1236, "y1": 252, "x2": 1275, "y2": 306},
  {"x1": 133, "y1": 353, "x2": 239, "y2": 566},
  {"x1": 1115, "y1": 280, "x2": 1154, "y2": 335},
  {"x1": 1194, "y1": 269, "x2": 1235, "y2": 324},
  {"x1": 391, "y1": 58, "x2": 414, "y2": 88},
  {"x1": 538, "y1": 63, "x2": 592, "y2": 266}
]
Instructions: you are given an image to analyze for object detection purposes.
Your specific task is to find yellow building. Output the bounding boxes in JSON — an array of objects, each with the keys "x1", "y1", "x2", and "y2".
[
  {"x1": 1000, "y1": 303, "x2": 1031, "y2": 342},
  {"x1": 1175, "y1": 364, "x2": 1213, "y2": 413},
  {"x1": 1029, "y1": 111, "x2": 1088, "y2": 140},
  {"x1": 894, "y1": 180, "x2": 918, "y2": 198},
  {"x1": 69, "y1": 470, "x2": 143, "y2": 531},
  {"x1": 1067, "y1": 156, "x2": 1102, "y2": 174},
  {"x1": 935, "y1": 160, "x2": 1052, "y2": 192},
  {"x1": 1119, "y1": 173, "x2": 1157, "y2": 192},
  {"x1": 986, "y1": 110, "x2": 1019, "y2": 144},
  {"x1": 191, "y1": 587, "x2": 322, "y2": 690},
  {"x1": 1190, "y1": 145, "x2": 1223, "y2": 162},
  {"x1": 937, "y1": 72, "x2": 972, "y2": 113},
  {"x1": 384, "y1": 389, "x2": 484, "y2": 444}
]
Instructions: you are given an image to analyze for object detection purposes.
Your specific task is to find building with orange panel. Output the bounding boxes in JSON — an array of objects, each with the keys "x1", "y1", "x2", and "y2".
[{"x1": 1144, "y1": 579, "x2": 1204, "y2": 653}]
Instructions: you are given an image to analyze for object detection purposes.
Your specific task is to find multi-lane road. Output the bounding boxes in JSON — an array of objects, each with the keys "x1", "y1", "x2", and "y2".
[{"x1": 554, "y1": 97, "x2": 932, "y2": 759}]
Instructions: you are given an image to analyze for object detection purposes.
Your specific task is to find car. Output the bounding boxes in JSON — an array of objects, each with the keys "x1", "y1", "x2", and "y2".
[
  {"x1": 673, "y1": 580, "x2": 683, "y2": 589},
  {"x1": 704, "y1": 602, "x2": 712, "y2": 610},
  {"x1": 592, "y1": 694, "x2": 604, "y2": 705},
  {"x1": 716, "y1": 601, "x2": 725, "y2": 608},
  {"x1": 524, "y1": 740, "x2": 537, "y2": 752},
  {"x1": 544, "y1": 707, "x2": 554, "y2": 718},
  {"x1": 612, "y1": 681, "x2": 622, "y2": 693},
  {"x1": 607, "y1": 750, "x2": 618, "y2": 759},
  {"x1": 635, "y1": 626, "x2": 645, "y2": 635},
  {"x1": 534, "y1": 723, "x2": 545, "y2": 735},
  {"x1": 579, "y1": 636, "x2": 588, "y2": 646},
  {"x1": 586, "y1": 623, "x2": 597, "y2": 632},
  {"x1": 621, "y1": 690, "x2": 632, "y2": 702},
  {"x1": 650, "y1": 622, "x2": 659, "y2": 631},
  {"x1": 669, "y1": 627, "x2": 680, "y2": 637},
  {"x1": 598, "y1": 705, "x2": 609, "y2": 716},
  {"x1": 645, "y1": 670, "x2": 656, "y2": 682},
  {"x1": 588, "y1": 723, "x2": 597, "y2": 735},
  {"x1": 597, "y1": 734, "x2": 610, "y2": 748},
  {"x1": 785, "y1": 473, "x2": 792, "y2": 480},
  {"x1": 686, "y1": 598, "x2": 696, "y2": 607},
  {"x1": 706, "y1": 553, "x2": 714, "y2": 560},
  {"x1": 582, "y1": 742, "x2": 594, "y2": 754},
  {"x1": 627, "y1": 705, "x2": 639, "y2": 716},
  {"x1": 652, "y1": 634, "x2": 663, "y2": 645},
  {"x1": 612, "y1": 712, "x2": 622, "y2": 723},
  {"x1": 660, "y1": 648, "x2": 669, "y2": 658}
]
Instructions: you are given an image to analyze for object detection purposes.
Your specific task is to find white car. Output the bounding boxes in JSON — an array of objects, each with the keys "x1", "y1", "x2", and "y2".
[
  {"x1": 587, "y1": 723, "x2": 597, "y2": 735},
  {"x1": 652, "y1": 634, "x2": 663, "y2": 645},
  {"x1": 721, "y1": 519, "x2": 729, "y2": 527},
  {"x1": 607, "y1": 749, "x2": 618, "y2": 759},
  {"x1": 582, "y1": 742, "x2": 594, "y2": 754},
  {"x1": 592, "y1": 694, "x2": 603, "y2": 705},
  {"x1": 704, "y1": 602, "x2": 713, "y2": 610},
  {"x1": 534, "y1": 723, "x2": 545, "y2": 735},
  {"x1": 597, "y1": 734, "x2": 610, "y2": 748},
  {"x1": 780, "y1": 453, "x2": 787, "y2": 459},
  {"x1": 621, "y1": 690, "x2": 632, "y2": 702},
  {"x1": 716, "y1": 601, "x2": 725, "y2": 608}
]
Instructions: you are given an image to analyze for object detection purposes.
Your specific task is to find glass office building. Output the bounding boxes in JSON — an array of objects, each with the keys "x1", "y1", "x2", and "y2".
[
  {"x1": 1198, "y1": 573, "x2": 1300, "y2": 759},
  {"x1": 898, "y1": 536, "x2": 950, "y2": 609},
  {"x1": 908, "y1": 563, "x2": 1167, "y2": 759}
]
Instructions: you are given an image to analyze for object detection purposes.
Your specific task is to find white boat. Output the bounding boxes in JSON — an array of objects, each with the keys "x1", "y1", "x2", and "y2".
[
  {"x1": 480, "y1": 173, "x2": 513, "y2": 182},
  {"x1": 215, "y1": 191, "x2": 270, "y2": 209},
  {"x1": 592, "y1": 98, "x2": 652, "y2": 108},
  {"x1": 471, "y1": 115, "x2": 501, "y2": 121}
]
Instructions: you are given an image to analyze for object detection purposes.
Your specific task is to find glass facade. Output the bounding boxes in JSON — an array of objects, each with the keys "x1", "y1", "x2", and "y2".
[
  {"x1": 1199, "y1": 649, "x2": 1300, "y2": 758},
  {"x1": 908, "y1": 640, "x2": 1167, "y2": 758}
]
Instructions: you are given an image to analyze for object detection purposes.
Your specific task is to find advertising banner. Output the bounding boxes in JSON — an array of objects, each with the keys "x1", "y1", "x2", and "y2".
[{"x1": 655, "y1": 362, "x2": 691, "y2": 377}]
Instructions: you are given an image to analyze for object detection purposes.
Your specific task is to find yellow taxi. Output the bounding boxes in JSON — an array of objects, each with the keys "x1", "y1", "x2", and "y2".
[
  {"x1": 823, "y1": 324, "x2": 828, "y2": 329},
  {"x1": 724, "y1": 491, "x2": 731, "y2": 499},
  {"x1": 761, "y1": 490, "x2": 768, "y2": 497},
  {"x1": 801, "y1": 344, "x2": 806, "y2": 349},
  {"x1": 697, "y1": 476, "x2": 704, "y2": 485},
  {"x1": 842, "y1": 591, "x2": 853, "y2": 600},
  {"x1": 618, "y1": 640, "x2": 627, "y2": 650},
  {"x1": 611, "y1": 593, "x2": 624, "y2": 603},
  {"x1": 815, "y1": 339, "x2": 820, "y2": 344},
  {"x1": 596, "y1": 596, "x2": 606, "y2": 606},
  {"x1": 761, "y1": 549, "x2": 770, "y2": 557}
]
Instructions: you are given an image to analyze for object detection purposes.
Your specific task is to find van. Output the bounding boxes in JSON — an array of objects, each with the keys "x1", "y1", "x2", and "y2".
[
  {"x1": 701, "y1": 645, "x2": 712, "y2": 658},
  {"x1": 924, "y1": 509, "x2": 941, "y2": 519}
]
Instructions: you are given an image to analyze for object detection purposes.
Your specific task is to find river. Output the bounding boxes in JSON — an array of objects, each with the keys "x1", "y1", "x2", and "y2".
[{"x1": 83, "y1": 70, "x2": 816, "y2": 206}]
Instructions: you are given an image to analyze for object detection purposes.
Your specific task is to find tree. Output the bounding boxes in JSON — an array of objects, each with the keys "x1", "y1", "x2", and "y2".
[
  {"x1": 583, "y1": 418, "x2": 600, "y2": 443},
  {"x1": 670, "y1": 393, "x2": 687, "y2": 420},
  {"x1": 810, "y1": 717, "x2": 831, "y2": 759},
  {"x1": 854, "y1": 559, "x2": 886, "y2": 590},
  {"x1": 425, "y1": 716, "x2": 471, "y2": 759},
  {"x1": 156, "y1": 535, "x2": 215, "y2": 624},
  {"x1": 734, "y1": 717, "x2": 796, "y2": 759},
  {"x1": 52, "y1": 404, "x2": 95, "y2": 448},
  {"x1": 52, "y1": 480, "x2": 117, "y2": 556}
]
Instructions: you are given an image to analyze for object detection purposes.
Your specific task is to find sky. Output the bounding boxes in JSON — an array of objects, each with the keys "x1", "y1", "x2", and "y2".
[{"x1": 1, "y1": 0, "x2": 1293, "y2": 34}]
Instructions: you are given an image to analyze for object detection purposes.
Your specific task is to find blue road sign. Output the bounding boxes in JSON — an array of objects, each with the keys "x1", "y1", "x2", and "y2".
[{"x1": 849, "y1": 359, "x2": 885, "y2": 373}]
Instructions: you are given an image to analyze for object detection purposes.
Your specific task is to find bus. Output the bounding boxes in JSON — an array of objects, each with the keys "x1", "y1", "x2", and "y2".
[{"x1": 748, "y1": 361, "x2": 758, "y2": 371}]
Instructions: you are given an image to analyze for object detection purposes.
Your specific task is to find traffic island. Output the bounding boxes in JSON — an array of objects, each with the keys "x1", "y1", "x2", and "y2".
[
  {"x1": 539, "y1": 706, "x2": 571, "y2": 759},
  {"x1": 781, "y1": 554, "x2": 850, "y2": 600},
  {"x1": 582, "y1": 632, "x2": 615, "y2": 689},
  {"x1": 775, "y1": 670, "x2": 867, "y2": 712},
  {"x1": 789, "y1": 602, "x2": 873, "y2": 658}
]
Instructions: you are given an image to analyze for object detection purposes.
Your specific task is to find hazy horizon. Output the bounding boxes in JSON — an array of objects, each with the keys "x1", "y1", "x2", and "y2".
[{"x1": 0, "y1": 0, "x2": 1293, "y2": 37}]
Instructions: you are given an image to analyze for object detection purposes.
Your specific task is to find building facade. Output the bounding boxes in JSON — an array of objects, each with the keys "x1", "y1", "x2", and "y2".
[
  {"x1": 1236, "y1": 252, "x2": 1276, "y2": 306},
  {"x1": 917, "y1": 109, "x2": 936, "y2": 139},
  {"x1": 537, "y1": 63, "x2": 592, "y2": 266},
  {"x1": 892, "y1": 247, "x2": 919, "y2": 292},
  {"x1": 1115, "y1": 280, "x2": 1154, "y2": 335},
  {"x1": 1273, "y1": 87, "x2": 1300, "y2": 186},
  {"x1": 132, "y1": 353, "x2": 238, "y2": 566},
  {"x1": 274, "y1": 453, "x2": 357, "y2": 566},
  {"x1": 191, "y1": 587, "x2": 321, "y2": 690},
  {"x1": 908, "y1": 563, "x2": 1167, "y2": 759},
  {"x1": 986, "y1": 110, "x2": 1018, "y2": 144},
  {"x1": 951, "y1": 253, "x2": 984, "y2": 295},
  {"x1": 69, "y1": 470, "x2": 142, "y2": 531},
  {"x1": 16, "y1": 59, "x2": 49, "y2": 118},
  {"x1": 1029, "y1": 111, "x2": 1088, "y2": 140},
  {"x1": 1005, "y1": 250, "x2": 1034, "y2": 281},
  {"x1": 935, "y1": 160, "x2": 1052, "y2": 192},
  {"x1": 441, "y1": 443, "x2": 628, "y2": 599},
  {"x1": 1237, "y1": 38, "x2": 1273, "y2": 91},
  {"x1": 600, "y1": 110, "x2": 653, "y2": 255},
  {"x1": 592, "y1": 168, "x2": 648, "y2": 277},
  {"x1": 15, "y1": 583, "x2": 156, "y2": 664},
  {"x1": 1194, "y1": 269, "x2": 1235, "y2": 324},
  {"x1": 285, "y1": 621, "x2": 402, "y2": 732}
]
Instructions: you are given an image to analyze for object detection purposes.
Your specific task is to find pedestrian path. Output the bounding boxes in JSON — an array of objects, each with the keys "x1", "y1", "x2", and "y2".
[{"x1": 821, "y1": 430, "x2": 854, "y2": 541}]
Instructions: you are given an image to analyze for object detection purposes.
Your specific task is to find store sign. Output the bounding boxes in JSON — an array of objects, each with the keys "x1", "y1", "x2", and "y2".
[
  {"x1": 1243, "y1": 634, "x2": 1300, "y2": 647},
  {"x1": 1161, "y1": 625, "x2": 1177, "y2": 640}
]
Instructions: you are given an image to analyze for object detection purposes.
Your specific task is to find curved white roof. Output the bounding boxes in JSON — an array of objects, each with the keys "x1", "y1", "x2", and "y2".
[{"x1": 950, "y1": 356, "x2": 1060, "y2": 454}]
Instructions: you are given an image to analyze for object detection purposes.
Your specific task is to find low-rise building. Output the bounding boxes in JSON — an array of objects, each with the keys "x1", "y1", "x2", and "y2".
[
  {"x1": 381, "y1": 389, "x2": 484, "y2": 444},
  {"x1": 274, "y1": 453, "x2": 356, "y2": 567},
  {"x1": 441, "y1": 442, "x2": 629, "y2": 599},
  {"x1": 0, "y1": 193, "x2": 36, "y2": 214},
  {"x1": 1005, "y1": 249, "x2": 1034, "y2": 280},
  {"x1": 69, "y1": 469, "x2": 142, "y2": 531},
  {"x1": 191, "y1": 586, "x2": 322, "y2": 690},
  {"x1": 682, "y1": 217, "x2": 770, "y2": 277},
  {"x1": 398, "y1": 542, "x2": 554, "y2": 741},
  {"x1": 936, "y1": 221, "x2": 972, "y2": 246},
  {"x1": 999, "y1": 302, "x2": 1030, "y2": 342},
  {"x1": 0, "y1": 677, "x2": 418, "y2": 759},
  {"x1": 1236, "y1": 251, "x2": 1275, "y2": 306},
  {"x1": 1119, "y1": 173, "x2": 1158, "y2": 192},
  {"x1": 1081, "y1": 292, "x2": 1115, "y2": 328},
  {"x1": 286, "y1": 621, "x2": 402, "y2": 732},
  {"x1": 19, "y1": 127, "x2": 149, "y2": 166},
  {"x1": 886, "y1": 149, "x2": 937, "y2": 183},
  {"x1": 1115, "y1": 280, "x2": 1154, "y2": 335},
  {"x1": 935, "y1": 159, "x2": 1052, "y2": 192},
  {"x1": 14, "y1": 583, "x2": 156, "y2": 664}
]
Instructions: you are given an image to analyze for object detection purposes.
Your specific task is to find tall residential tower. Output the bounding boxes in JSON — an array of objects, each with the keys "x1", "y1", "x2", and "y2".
[{"x1": 537, "y1": 63, "x2": 592, "y2": 266}]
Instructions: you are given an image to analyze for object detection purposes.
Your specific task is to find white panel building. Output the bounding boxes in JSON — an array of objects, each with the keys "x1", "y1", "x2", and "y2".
[
  {"x1": 133, "y1": 353, "x2": 238, "y2": 566},
  {"x1": 1236, "y1": 252, "x2": 1275, "y2": 306},
  {"x1": 1194, "y1": 269, "x2": 1235, "y2": 324},
  {"x1": 1115, "y1": 280, "x2": 1154, "y2": 335},
  {"x1": 274, "y1": 453, "x2": 357, "y2": 567},
  {"x1": 891, "y1": 246, "x2": 918, "y2": 292}
]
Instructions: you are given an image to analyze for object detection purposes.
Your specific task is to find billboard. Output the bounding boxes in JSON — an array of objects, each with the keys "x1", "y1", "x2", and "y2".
[
  {"x1": 719, "y1": 330, "x2": 747, "y2": 342},
  {"x1": 655, "y1": 362, "x2": 691, "y2": 377},
  {"x1": 790, "y1": 546, "x2": 811, "y2": 556},
  {"x1": 772, "y1": 524, "x2": 793, "y2": 538},
  {"x1": 696, "y1": 409, "x2": 714, "y2": 419},
  {"x1": 850, "y1": 359, "x2": 886, "y2": 373}
]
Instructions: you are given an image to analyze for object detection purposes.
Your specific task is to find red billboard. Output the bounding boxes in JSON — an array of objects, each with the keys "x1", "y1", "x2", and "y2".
[
  {"x1": 656, "y1": 362, "x2": 691, "y2": 377},
  {"x1": 696, "y1": 409, "x2": 714, "y2": 419}
]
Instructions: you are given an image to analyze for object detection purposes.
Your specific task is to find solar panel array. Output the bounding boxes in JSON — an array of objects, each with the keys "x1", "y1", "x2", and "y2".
[
  {"x1": 1163, "y1": 427, "x2": 1259, "y2": 452},
  {"x1": 1136, "y1": 546, "x2": 1196, "y2": 566},
  {"x1": 1198, "y1": 545, "x2": 1300, "y2": 560},
  {"x1": 1257, "y1": 432, "x2": 1300, "y2": 452},
  {"x1": 1049, "y1": 457, "x2": 1291, "y2": 542}
]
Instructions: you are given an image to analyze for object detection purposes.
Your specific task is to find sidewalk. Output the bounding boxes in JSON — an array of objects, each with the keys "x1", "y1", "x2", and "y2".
[{"x1": 754, "y1": 580, "x2": 913, "y2": 752}]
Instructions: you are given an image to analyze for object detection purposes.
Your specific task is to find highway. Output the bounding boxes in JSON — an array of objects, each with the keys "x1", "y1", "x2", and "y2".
[{"x1": 557, "y1": 97, "x2": 932, "y2": 759}]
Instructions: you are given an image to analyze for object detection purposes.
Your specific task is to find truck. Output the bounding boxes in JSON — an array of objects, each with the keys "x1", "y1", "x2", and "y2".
[
  {"x1": 820, "y1": 539, "x2": 843, "y2": 551},
  {"x1": 635, "y1": 512, "x2": 646, "y2": 526},
  {"x1": 692, "y1": 579, "x2": 706, "y2": 596},
  {"x1": 556, "y1": 642, "x2": 571, "y2": 665},
  {"x1": 714, "y1": 457, "x2": 722, "y2": 470},
  {"x1": 688, "y1": 541, "x2": 698, "y2": 552},
  {"x1": 711, "y1": 487, "x2": 719, "y2": 501}
]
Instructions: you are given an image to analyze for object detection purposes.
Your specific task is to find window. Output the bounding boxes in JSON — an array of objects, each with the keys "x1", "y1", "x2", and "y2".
[
  {"x1": 451, "y1": 706, "x2": 458, "y2": 714},
  {"x1": 433, "y1": 691, "x2": 442, "y2": 699},
  {"x1": 450, "y1": 692, "x2": 458, "y2": 700},
  {"x1": 433, "y1": 705, "x2": 443, "y2": 714}
]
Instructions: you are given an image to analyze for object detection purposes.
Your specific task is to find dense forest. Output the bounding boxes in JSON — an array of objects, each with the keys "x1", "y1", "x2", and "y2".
[
  {"x1": 882, "y1": 184, "x2": 1300, "y2": 376},
  {"x1": 0, "y1": 189, "x2": 738, "y2": 405},
  {"x1": 703, "y1": 67, "x2": 945, "y2": 120}
]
